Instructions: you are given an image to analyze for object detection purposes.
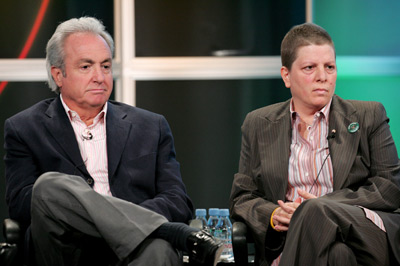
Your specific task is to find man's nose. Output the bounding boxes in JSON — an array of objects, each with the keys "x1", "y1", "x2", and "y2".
[{"x1": 93, "y1": 65, "x2": 105, "y2": 82}]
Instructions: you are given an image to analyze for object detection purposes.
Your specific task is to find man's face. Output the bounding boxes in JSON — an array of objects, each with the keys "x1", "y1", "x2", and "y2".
[
  {"x1": 281, "y1": 44, "x2": 337, "y2": 114},
  {"x1": 51, "y1": 32, "x2": 113, "y2": 113}
]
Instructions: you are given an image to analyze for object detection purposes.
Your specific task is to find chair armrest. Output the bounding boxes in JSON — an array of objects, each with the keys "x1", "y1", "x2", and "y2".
[
  {"x1": 3, "y1": 219, "x2": 21, "y2": 244},
  {"x1": 232, "y1": 221, "x2": 249, "y2": 265}
]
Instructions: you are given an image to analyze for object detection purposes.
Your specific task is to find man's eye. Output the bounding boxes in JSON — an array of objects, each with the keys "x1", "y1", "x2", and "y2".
[{"x1": 81, "y1": 65, "x2": 90, "y2": 70}]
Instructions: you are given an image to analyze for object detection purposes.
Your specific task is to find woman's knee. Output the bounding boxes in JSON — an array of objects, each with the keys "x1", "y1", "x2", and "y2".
[{"x1": 328, "y1": 241, "x2": 357, "y2": 266}]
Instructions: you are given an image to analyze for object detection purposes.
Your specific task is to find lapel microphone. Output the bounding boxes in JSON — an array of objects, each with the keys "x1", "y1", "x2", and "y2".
[
  {"x1": 81, "y1": 129, "x2": 93, "y2": 140},
  {"x1": 309, "y1": 129, "x2": 337, "y2": 193},
  {"x1": 327, "y1": 129, "x2": 336, "y2": 140}
]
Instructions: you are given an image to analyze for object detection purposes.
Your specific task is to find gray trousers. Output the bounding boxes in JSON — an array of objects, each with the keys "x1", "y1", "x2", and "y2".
[
  {"x1": 279, "y1": 197, "x2": 391, "y2": 266},
  {"x1": 30, "y1": 172, "x2": 181, "y2": 266}
]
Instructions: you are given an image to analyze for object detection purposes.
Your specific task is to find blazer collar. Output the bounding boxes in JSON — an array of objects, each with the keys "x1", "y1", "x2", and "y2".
[
  {"x1": 328, "y1": 95, "x2": 360, "y2": 190},
  {"x1": 106, "y1": 102, "x2": 132, "y2": 179},
  {"x1": 43, "y1": 98, "x2": 132, "y2": 179},
  {"x1": 260, "y1": 100, "x2": 292, "y2": 200},
  {"x1": 44, "y1": 96, "x2": 89, "y2": 176},
  {"x1": 262, "y1": 95, "x2": 361, "y2": 194}
]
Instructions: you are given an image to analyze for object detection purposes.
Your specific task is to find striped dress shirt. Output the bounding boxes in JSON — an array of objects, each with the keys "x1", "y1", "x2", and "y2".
[
  {"x1": 287, "y1": 100, "x2": 334, "y2": 201},
  {"x1": 60, "y1": 95, "x2": 112, "y2": 196}
]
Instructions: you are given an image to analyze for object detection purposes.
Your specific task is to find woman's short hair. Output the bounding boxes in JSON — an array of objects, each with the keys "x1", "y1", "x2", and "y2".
[{"x1": 281, "y1": 23, "x2": 335, "y2": 70}]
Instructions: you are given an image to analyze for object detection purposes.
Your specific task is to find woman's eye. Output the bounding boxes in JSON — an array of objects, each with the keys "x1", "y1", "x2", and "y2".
[{"x1": 326, "y1": 65, "x2": 336, "y2": 72}]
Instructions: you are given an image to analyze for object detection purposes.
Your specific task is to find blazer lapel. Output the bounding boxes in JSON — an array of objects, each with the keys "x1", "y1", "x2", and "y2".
[
  {"x1": 43, "y1": 97, "x2": 89, "y2": 176},
  {"x1": 259, "y1": 101, "x2": 292, "y2": 200},
  {"x1": 106, "y1": 102, "x2": 132, "y2": 179},
  {"x1": 329, "y1": 95, "x2": 361, "y2": 190}
]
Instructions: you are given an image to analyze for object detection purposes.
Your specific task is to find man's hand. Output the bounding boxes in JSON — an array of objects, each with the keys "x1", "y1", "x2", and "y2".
[{"x1": 271, "y1": 189, "x2": 317, "y2": 231}]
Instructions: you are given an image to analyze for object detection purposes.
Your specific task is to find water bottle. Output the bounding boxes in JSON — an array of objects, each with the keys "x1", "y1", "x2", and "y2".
[
  {"x1": 195, "y1": 209, "x2": 208, "y2": 230},
  {"x1": 217, "y1": 209, "x2": 234, "y2": 262},
  {"x1": 207, "y1": 208, "x2": 220, "y2": 236}
]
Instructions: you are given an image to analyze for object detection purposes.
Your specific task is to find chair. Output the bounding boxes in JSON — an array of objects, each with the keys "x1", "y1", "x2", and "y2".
[
  {"x1": 3, "y1": 218, "x2": 240, "y2": 266},
  {"x1": 1, "y1": 218, "x2": 22, "y2": 266},
  {"x1": 232, "y1": 221, "x2": 258, "y2": 266}
]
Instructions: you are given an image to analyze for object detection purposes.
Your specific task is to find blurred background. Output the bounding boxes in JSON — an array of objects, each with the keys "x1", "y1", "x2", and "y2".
[{"x1": 1, "y1": 0, "x2": 399, "y2": 242}]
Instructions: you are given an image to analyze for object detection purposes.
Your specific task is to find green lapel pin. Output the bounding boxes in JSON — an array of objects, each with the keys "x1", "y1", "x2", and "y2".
[{"x1": 348, "y1": 122, "x2": 359, "y2": 133}]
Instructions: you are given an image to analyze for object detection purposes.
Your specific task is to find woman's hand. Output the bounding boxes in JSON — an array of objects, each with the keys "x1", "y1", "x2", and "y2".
[{"x1": 271, "y1": 189, "x2": 317, "y2": 231}]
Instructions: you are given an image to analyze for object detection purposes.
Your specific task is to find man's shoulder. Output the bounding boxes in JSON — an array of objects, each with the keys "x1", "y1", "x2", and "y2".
[
  {"x1": 7, "y1": 98, "x2": 56, "y2": 122},
  {"x1": 108, "y1": 100, "x2": 164, "y2": 121}
]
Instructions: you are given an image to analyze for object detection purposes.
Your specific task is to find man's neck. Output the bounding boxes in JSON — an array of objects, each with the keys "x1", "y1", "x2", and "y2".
[{"x1": 60, "y1": 94, "x2": 104, "y2": 126}]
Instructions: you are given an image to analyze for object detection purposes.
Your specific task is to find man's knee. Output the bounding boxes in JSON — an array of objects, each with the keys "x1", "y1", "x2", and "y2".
[
  {"x1": 32, "y1": 172, "x2": 85, "y2": 200},
  {"x1": 33, "y1": 172, "x2": 63, "y2": 196}
]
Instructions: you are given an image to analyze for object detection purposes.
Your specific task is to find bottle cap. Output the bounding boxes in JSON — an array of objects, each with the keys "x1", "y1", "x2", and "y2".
[
  {"x1": 208, "y1": 208, "x2": 220, "y2": 216},
  {"x1": 220, "y1": 209, "x2": 230, "y2": 216},
  {"x1": 195, "y1": 209, "x2": 206, "y2": 216}
]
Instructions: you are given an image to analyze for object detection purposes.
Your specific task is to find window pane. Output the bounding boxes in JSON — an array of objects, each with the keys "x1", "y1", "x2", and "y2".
[
  {"x1": 135, "y1": 0, "x2": 305, "y2": 57},
  {"x1": 136, "y1": 79, "x2": 290, "y2": 208},
  {"x1": 0, "y1": 0, "x2": 113, "y2": 58},
  {"x1": 314, "y1": 0, "x2": 400, "y2": 56},
  {"x1": 336, "y1": 76, "x2": 400, "y2": 151}
]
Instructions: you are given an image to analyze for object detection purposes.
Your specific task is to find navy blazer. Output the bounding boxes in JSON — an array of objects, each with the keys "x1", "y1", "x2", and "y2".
[{"x1": 4, "y1": 96, "x2": 194, "y2": 230}]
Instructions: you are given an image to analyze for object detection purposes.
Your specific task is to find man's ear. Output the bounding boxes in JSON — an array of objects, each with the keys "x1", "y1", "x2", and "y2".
[
  {"x1": 51, "y1": 67, "x2": 63, "y2": 87},
  {"x1": 281, "y1": 66, "x2": 291, "y2": 88}
]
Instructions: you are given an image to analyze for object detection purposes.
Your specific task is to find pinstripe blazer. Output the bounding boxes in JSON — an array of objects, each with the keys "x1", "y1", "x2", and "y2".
[{"x1": 230, "y1": 94, "x2": 400, "y2": 265}]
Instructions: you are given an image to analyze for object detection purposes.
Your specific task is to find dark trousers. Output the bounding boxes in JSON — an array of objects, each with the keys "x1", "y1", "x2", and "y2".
[
  {"x1": 30, "y1": 172, "x2": 181, "y2": 266},
  {"x1": 279, "y1": 198, "x2": 390, "y2": 266}
]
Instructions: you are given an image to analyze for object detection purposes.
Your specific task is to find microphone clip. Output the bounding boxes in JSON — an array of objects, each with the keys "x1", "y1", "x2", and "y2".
[
  {"x1": 82, "y1": 129, "x2": 93, "y2": 140},
  {"x1": 327, "y1": 129, "x2": 336, "y2": 140}
]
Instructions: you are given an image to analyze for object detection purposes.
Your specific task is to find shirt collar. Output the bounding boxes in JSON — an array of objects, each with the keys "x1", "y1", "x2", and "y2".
[
  {"x1": 290, "y1": 98, "x2": 332, "y2": 124},
  {"x1": 60, "y1": 94, "x2": 108, "y2": 124}
]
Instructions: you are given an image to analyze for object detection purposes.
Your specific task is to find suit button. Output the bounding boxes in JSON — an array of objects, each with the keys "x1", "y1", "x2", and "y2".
[{"x1": 87, "y1": 179, "x2": 93, "y2": 185}]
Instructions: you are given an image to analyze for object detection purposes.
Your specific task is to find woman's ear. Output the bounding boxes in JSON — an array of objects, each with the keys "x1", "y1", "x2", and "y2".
[{"x1": 280, "y1": 66, "x2": 291, "y2": 88}]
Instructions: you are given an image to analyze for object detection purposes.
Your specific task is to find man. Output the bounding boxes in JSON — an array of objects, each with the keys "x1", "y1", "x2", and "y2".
[
  {"x1": 4, "y1": 17, "x2": 222, "y2": 266},
  {"x1": 230, "y1": 23, "x2": 400, "y2": 265}
]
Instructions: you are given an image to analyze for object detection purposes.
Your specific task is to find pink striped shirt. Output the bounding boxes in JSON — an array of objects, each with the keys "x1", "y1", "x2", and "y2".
[
  {"x1": 287, "y1": 100, "x2": 334, "y2": 201},
  {"x1": 60, "y1": 95, "x2": 112, "y2": 196}
]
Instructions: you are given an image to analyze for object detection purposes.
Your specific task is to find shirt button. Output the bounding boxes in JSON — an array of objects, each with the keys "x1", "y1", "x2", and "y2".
[
  {"x1": 87, "y1": 179, "x2": 93, "y2": 185},
  {"x1": 305, "y1": 172, "x2": 309, "y2": 177}
]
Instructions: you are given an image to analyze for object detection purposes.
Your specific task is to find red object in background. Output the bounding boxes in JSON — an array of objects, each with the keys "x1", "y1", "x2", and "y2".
[{"x1": 0, "y1": 0, "x2": 50, "y2": 96}]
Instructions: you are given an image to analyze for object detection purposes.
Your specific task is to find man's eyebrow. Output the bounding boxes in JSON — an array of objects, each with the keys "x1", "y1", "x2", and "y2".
[
  {"x1": 101, "y1": 58, "x2": 112, "y2": 64},
  {"x1": 79, "y1": 58, "x2": 93, "y2": 63},
  {"x1": 78, "y1": 58, "x2": 112, "y2": 64}
]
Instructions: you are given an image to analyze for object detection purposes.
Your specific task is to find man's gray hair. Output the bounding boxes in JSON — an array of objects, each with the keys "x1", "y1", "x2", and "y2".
[{"x1": 46, "y1": 17, "x2": 114, "y2": 94}]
